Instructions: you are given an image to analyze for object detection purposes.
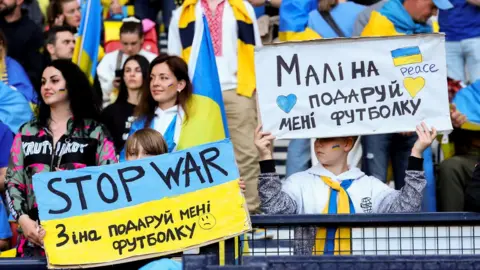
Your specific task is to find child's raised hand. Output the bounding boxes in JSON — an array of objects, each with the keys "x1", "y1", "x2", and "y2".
[
  {"x1": 254, "y1": 125, "x2": 275, "y2": 161},
  {"x1": 411, "y1": 122, "x2": 437, "y2": 158}
]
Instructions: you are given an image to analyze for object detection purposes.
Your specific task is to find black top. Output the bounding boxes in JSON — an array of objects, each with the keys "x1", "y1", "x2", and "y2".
[
  {"x1": 101, "y1": 100, "x2": 136, "y2": 154},
  {"x1": 0, "y1": 12, "x2": 44, "y2": 91}
]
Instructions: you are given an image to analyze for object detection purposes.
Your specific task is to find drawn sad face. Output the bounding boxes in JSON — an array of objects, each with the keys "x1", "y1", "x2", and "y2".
[{"x1": 198, "y1": 213, "x2": 216, "y2": 230}]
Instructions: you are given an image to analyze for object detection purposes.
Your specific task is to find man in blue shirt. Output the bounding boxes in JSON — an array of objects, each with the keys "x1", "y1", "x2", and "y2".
[
  {"x1": 0, "y1": 122, "x2": 13, "y2": 192},
  {"x1": 439, "y1": 0, "x2": 480, "y2": 83},
  {"x1": 0, "y1": 122, "x2": 13, "y2": 251}
]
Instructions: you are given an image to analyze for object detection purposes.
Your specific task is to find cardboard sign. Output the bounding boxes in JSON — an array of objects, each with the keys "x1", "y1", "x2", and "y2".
[
  {"x1": 33, "y1": 139, "x2": 250, "y2": 268},
  {"x1": 255, "y1": 34, "x2": 453, "y2": 139}
]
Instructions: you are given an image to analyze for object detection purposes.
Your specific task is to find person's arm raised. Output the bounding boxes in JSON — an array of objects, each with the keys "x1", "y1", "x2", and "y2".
[
  {"x1": 255, "y1": 126, "x2": 298, "y2": 214},
  {"x1": 375, "y1": 123, "x2": 437, "y2": 213}
]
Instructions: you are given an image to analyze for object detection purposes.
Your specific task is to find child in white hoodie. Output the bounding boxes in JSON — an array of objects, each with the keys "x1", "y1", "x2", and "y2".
[{"x1": 254, "y1": 123, "x2": 437, "y2": 255}]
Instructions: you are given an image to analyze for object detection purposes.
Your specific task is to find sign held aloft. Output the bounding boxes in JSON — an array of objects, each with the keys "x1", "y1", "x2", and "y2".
[
  {"x1": 255, "y1": 34, "x2": 452, "y2": 139},
  {"x1": 33, "y1": 139, "x2": 250, "y2": 269}
]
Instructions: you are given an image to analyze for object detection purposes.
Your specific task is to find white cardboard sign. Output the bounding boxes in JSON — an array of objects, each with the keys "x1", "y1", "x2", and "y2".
[{"x1": 255, "y1": 34, "x2": 452, "y2": 139}]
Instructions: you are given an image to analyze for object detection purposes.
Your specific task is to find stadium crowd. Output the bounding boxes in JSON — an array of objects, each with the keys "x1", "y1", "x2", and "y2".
[{"x1": 0, "y1": 0, "x2": 479, "y2": 265}]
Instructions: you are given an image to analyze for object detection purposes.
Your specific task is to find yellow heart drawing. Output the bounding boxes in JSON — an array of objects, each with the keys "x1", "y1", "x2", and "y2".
[{"x1": 403, "y1": 77, "x2": 425, "y2": 98}]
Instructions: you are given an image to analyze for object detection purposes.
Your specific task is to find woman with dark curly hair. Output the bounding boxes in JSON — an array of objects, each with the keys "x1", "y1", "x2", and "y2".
[{"x1": 5, "y1": 60, "x2": 117, "y2": 257}]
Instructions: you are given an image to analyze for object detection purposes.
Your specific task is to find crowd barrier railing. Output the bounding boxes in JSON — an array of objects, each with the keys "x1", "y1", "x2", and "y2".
[
  {"x1": 2, "y1": 213, "x2": 480, "y2": 269},
  {"x1": 243, "y1": 212, "x2": 480, "y2": 257},
  {"x1": 183, "y1": 254, "x2": 480, "y2": 270}
]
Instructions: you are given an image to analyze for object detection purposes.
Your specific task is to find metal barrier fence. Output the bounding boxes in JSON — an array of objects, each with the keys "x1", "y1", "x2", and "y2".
[
  {"x1": 243, "y1": 213, "x2": 480, "y2": 257},
  {"x1": 3, "y1": 213, "x2": 480, "y2": 269},
  {"x1": 183, "y1": 254, "x2": 480, "y2": 270}
]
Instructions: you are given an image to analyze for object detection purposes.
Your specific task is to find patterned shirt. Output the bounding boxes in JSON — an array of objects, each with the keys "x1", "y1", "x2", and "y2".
[{"x1": 5, "y1": 118, "x2": 117, "y2": 222}]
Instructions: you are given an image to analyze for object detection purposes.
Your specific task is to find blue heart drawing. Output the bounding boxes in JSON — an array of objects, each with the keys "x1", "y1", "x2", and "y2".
[{"x1": 276, "y1": 94, "x2": 297, "y2": 114}]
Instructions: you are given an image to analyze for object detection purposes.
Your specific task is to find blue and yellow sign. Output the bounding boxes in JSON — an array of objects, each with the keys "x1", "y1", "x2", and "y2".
[{"x1": 33, "y1": 139, "x2": 250, "y2": 268}]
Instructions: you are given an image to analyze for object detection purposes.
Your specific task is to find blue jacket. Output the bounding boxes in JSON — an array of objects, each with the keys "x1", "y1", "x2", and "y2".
[{"x1": 0, "y1": 82, "x2": 34, "y2": 133}]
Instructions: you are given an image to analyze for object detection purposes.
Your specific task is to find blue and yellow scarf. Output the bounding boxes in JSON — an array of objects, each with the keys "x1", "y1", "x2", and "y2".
[
  {"x1": 178, "y1": 0, "x2": 256, "y2": 98},
  {"x1": 362, "y1": 0, "x2": 433, "y2": 36},
  {"x1": 0, "y1": 57, "x2": 7, "y2": 85},
  {"x1": 314, "y1": 176, "x2": 355, "y2": 255}
]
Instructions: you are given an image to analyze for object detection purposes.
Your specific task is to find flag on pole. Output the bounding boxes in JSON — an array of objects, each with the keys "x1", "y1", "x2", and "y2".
[{"x1": 72, "y1": 0, "x2": 102, "y2": 84}]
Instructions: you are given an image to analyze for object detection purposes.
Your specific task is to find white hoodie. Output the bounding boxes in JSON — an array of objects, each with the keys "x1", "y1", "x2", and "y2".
[
  {"x1": 258, "y1": 157, "x2": 426, "y2": 255},
  {"x1": 283, "y1": 164, "x2": 394, "y2": 214},
  {"x1": 258, "y1": 156, "x2": 426, "y2": 216}
]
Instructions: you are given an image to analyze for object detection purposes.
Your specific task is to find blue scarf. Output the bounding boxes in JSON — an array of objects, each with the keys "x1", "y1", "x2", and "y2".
[
  {"x1": 380, "y1": 0, "x2": 432, "y2": 34},
  {"x1": 163, "y1": 115, "x2": 177, "y2": 153}
]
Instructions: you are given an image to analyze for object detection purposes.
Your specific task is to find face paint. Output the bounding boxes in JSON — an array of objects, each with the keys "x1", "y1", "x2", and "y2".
[
  {"x1": 58, "y1": 88, "x2": 66, "y2": 92},
  {"x1": 332, "y1": 144, "x2": 340, "y2": 150}
]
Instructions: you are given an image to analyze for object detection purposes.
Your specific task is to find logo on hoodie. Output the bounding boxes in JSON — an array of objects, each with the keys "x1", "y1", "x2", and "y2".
[{"x1": 360, "y1": 197, "x2": 372, "y2": 213}]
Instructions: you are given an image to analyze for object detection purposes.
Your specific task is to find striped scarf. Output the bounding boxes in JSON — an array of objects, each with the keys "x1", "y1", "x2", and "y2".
[
  {"x1": 0, "y1": 57, "x2": 7, "y2": 85},
  {"x1": 314, "y1": 176, "x2": 355, "y2": 255},
  {"x1": 178, "y1": 0, "x2": 256, "y2": 97}
]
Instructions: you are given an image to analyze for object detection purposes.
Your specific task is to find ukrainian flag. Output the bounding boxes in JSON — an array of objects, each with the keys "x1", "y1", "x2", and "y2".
[
  {"x1": 176, "y1": 15, "x2": 229, "y2": 150},
  {"x1": 176, "y1": 17, "x2": 238, "y2": 265},
  {"x1": 453, "y1": 80, "x2": 480, "y2": 131},
  {"x1": 279, "y1": 0, "x2": 321, "y2": 41},
  {"x1": 72, "y1": 0, "x2": 102, "y2": 84},
  {"x1": 391, "y1": 46, "x2": 423, "y2": 67}
]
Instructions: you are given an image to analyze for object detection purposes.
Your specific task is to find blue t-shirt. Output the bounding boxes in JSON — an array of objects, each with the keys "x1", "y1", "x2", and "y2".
[
  {"x1": 0, "y1": 197, "x2": 12, "y2": 240},
  {"x1": 307, "y1": 2, "x2": 365, "y2": 38},
  {"x1": 6, "y1": 57, "x2": 38, "y2": 105},
  {"x1": 0, "y1": 122, "x2": 14, "y2": 168},
  {"x1": 439, "y1": 0, "x2": 480, "y2": 41}
]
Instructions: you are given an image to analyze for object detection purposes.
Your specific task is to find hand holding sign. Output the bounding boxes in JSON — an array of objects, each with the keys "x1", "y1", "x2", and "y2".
[
  {"x1": 254, "y1": 125, "x2": 275, "y2": 161},
  {"x1": 238, "y1": 178, "x2": 246, "y2": 193},
  {"x1": 411, "y1": 122, "x2": 437, "y2": 158},
  {"x1": 18, "y1": 215, "x2": 44, "y2": 247}
]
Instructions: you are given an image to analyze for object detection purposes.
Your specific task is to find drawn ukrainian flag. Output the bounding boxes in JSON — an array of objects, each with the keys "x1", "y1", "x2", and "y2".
[
  {"x1": 176, "y1": 15, "x2": 229, "y2": 150},
  {"x1": 391, "y1": 46, "x2": 423, "y2": 67},
  {"x1": 279, "y1": 0, "x2": 321, "y2": 41},
  {"x1": 72, "y1": 0, "x2": 102, "y2": 83}
]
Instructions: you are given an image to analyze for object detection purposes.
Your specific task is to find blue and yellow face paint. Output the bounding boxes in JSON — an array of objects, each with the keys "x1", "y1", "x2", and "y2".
[
  {"x1": 331, "y1": 144, "x2": 341, "y2": 150},
  {"x1": 391, "y1": 46, "x2": 423, "y2": 67}
]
